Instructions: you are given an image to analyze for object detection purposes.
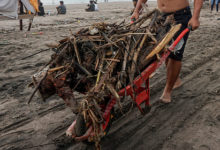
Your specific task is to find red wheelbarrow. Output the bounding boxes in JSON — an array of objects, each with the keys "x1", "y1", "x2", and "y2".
[{"x1": 68, "y1": 26, "x2": 191, "y2": 143}]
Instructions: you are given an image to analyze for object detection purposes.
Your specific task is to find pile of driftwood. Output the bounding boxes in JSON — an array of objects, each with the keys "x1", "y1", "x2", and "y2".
[{"x1": 29, "y1": 9, "x2": 181, "y2": 148}]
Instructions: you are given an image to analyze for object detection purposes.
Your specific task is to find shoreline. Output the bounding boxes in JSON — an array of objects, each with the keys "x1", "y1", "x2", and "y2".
[
  {"x1": 42, "y1": 0, "x2": 156, "y2": 6},
  {"x1": 0, "y1": 1, "x2": 157, "y2": 32}
]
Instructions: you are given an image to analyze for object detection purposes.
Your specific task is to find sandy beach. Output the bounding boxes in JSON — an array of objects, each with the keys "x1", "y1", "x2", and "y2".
[{"x1": 0, "y1": 1, "x2": 220, "y2": 150}]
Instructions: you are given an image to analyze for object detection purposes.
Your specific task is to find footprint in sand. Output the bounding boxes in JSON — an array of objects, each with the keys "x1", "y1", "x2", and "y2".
[
  {"x1": 178, "y1": 142, "x2": 194, "y2": 150},
  {"x1": 35, "y1": 62, "x2": 46, "y2": 67},
  {"x1": 199, "y1": 145, "x2": 210, "y2": 150},
  {"x1": 216, "y1": 115, "x2": 220, "y2": 122}
]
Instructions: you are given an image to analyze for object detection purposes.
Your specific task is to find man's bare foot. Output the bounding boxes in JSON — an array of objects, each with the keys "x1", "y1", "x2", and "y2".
[
  {"x1": 173, "y1": 77, "x2": 182, "y2": 89},
  {"x1": 160, "y1": 92, "x2": 171, "y2": 103},
  {"x1": 66, "y1": 120, "x2": 76, "y2": 137}
]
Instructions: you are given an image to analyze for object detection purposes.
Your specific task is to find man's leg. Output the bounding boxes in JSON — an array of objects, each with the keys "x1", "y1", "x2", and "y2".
[
  {"x1": 160, "y1": 58, "x2": 181, "y2": 103},
  {"x1": 165, "y1": 58, "x2": 182, "y2": 89},
  {"x1": 173, "y1": 76, "x2": 182, "y2": 89},
  {"x1": 160, "y1": 7, "x2": 191, "y2": 103}
]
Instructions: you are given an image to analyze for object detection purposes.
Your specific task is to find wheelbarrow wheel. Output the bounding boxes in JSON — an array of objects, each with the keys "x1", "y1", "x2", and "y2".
[
  {"x1": 74, "y1": 111, "x2": 113, "y2": 144},
  {"x1": 74, "y1": 114, "x2": 93, "y2": 146},
  {"x1": 74, "y1": 114, "x2": 87, "y2": 138}
]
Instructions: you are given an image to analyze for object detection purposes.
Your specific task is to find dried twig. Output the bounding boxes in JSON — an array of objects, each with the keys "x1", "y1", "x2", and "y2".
[
  {"x1": 28, "y1": 69, "x2": 48, "y2": 104},
  {"x1": 71, "y1": 36, "x2": 82, "y2": 65},
  {"x1": 21, "y1": 48, "x2": 50, "y2": 60}
]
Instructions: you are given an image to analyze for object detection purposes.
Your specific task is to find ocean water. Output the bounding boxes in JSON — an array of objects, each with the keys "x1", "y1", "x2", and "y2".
[{"x1": 41, "y1": 0, "x2": 132, "y2": 5}]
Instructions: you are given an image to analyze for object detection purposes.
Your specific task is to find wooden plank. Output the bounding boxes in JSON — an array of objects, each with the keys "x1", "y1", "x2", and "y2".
[
  {"x1": 18, "y1": 14, "x2": 34, "y2": 20},
  {"x1": 144, "y1": 24, "x2": 182, "y2": 61},
  {"x1": 0, "y1": 14, "x2": 34, "y2": 21}
]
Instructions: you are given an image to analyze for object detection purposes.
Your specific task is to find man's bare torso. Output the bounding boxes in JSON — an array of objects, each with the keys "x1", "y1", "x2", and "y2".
[{"x1": 157, "y1": 0, "x2": 189, "y2": 13}]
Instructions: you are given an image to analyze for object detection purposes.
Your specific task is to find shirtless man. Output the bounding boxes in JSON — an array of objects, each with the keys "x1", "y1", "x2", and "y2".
[{"x1": 131, "y1": 0, "x2": 203, "y2": 103}]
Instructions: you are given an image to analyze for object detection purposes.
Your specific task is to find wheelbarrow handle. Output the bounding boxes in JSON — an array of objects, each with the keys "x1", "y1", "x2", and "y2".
[{"x1": 169, "y1": 26, "x2": 191, "y2": 51}]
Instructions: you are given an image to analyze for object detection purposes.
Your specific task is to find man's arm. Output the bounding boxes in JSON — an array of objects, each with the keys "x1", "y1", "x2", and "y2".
[
  {"x1": 134, "y1": 0, "x2": 147, "y2": 13},
  {"x1": 188, "y1": 0, "x2": 203, "y2": 30},
  {"x1": 131, "y1": 0, "x2": 147, "y2": 20}
]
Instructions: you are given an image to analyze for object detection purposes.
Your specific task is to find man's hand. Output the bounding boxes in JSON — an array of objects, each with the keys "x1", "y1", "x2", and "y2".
[
  {"x1": 131, "y1": 11, "x2": 140, "y2": 21},
  {"x1": 188, "y1": 17, "x2": 200, "y2": 30},
  {"x1": 189, "y1": 0, "x2": 203, "y2": 30},
  {"x1": 131, "y1": 0, "x2": 147, "y2": 21}
]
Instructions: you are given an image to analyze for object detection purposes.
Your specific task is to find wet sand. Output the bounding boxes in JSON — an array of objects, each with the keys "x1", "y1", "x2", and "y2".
[{"x1": 0, "y1": 2, "x2": 220, "y2": 150}]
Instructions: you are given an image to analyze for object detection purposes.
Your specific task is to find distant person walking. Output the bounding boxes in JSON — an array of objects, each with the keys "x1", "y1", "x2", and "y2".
[
  {"x1": 56, "y1": 1, "x2": 66, "y2": 14},
  {"x1": 104, "y1": 0, "x2": 108, "y2": 2},
  {"x1": 211, "y1": 0, "x2": 220, "y2": 12}
]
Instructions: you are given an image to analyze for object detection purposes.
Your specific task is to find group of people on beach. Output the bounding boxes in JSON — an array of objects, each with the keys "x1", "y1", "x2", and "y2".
[
  {"x1": 37, "y1": 0, "x2": 66, "y2": 16},
  {"x1": 38, "y1": 0, "x2": 99, "y2": 15}
]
